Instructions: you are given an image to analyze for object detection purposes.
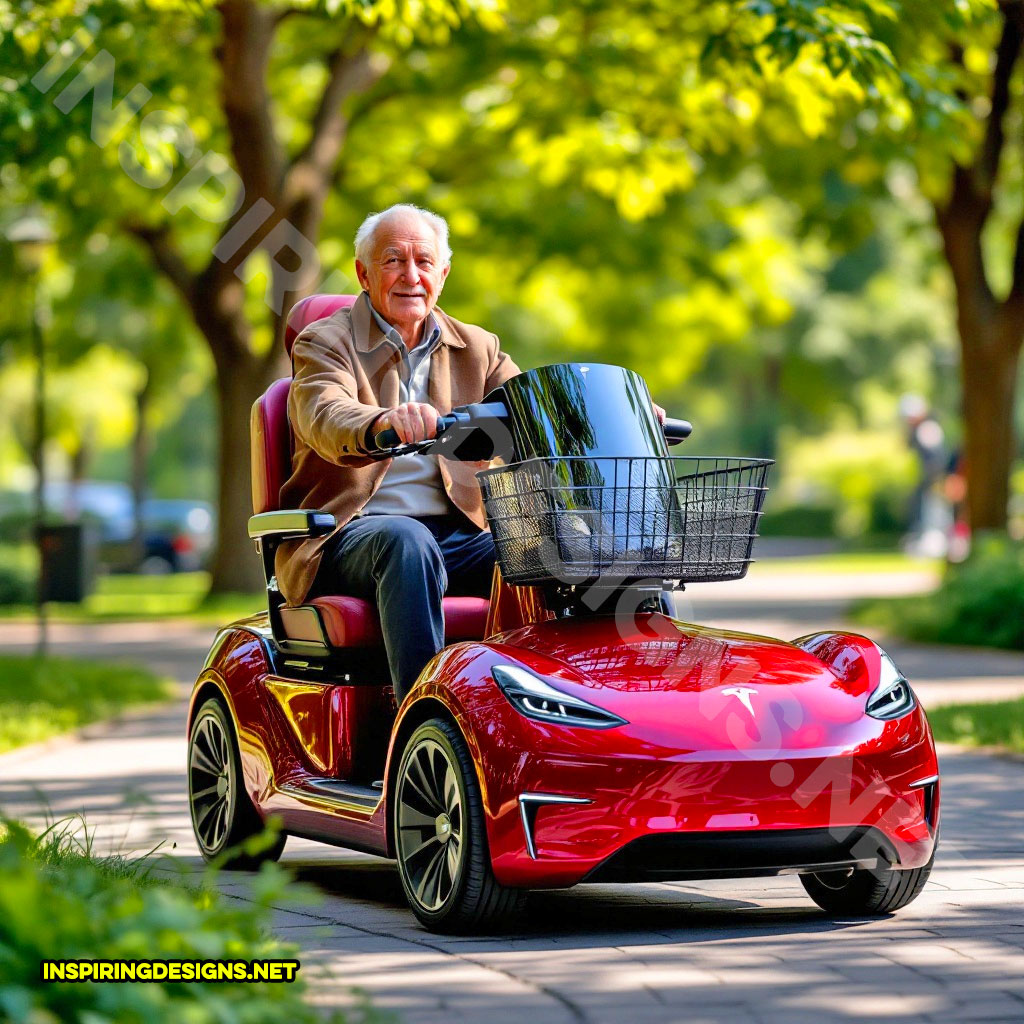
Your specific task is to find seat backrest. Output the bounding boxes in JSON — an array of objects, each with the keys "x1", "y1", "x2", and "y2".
[
  {"x1": 251, "y1": 294, "x2": 359, "y2": 514},
  {"x1": 284, "y1": 293, "x2": 358, "y2": 356}
]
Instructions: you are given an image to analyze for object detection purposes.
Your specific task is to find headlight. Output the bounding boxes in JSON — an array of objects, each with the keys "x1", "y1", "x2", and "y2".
[
  {"x1": 865, "y1": 648, "x2": 916, "y2": 720},
  {"x1": 492, "y1": 664, "x2": 627, "y2": 729}
]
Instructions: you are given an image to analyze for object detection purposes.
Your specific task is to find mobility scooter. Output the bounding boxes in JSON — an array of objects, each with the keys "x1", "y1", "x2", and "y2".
[{"x1": 188, "y1": 294, "x2": 939, "y2": 932}]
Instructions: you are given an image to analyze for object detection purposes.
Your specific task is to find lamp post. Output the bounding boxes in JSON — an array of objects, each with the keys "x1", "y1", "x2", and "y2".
[{"x1": 7, "y1": 215, "x2": 55, "y2": 657}]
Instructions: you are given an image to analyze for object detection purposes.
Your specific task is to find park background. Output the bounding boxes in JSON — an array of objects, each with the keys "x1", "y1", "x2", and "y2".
[
  {"x1": 3, "y1": 0, "x2": 1024, "y2": 602},
  {"x1": 2, "y1": 2, "x2": 1024, "y2": 1022}
]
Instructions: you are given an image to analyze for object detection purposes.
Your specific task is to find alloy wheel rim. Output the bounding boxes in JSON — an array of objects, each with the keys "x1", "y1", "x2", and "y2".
[
  {"x1": 189, "y1": 713, "x2": 233, "y2": 854},
  {"x1": 396, "y1": 738, "x2": 464, "y2": 912}
]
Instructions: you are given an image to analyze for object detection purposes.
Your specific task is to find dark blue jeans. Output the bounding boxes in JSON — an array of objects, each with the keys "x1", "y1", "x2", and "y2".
[{"x1": 310, "y1": 513, "x2": 495, "y2": 702}]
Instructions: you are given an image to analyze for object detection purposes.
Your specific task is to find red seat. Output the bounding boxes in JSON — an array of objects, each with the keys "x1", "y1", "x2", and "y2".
[
  {"x1": 252, "y1": 294, "x2": 491, "y2": 651},
  {"x1": 310, "y1": 595, "x2": 490, "y2": 648}
]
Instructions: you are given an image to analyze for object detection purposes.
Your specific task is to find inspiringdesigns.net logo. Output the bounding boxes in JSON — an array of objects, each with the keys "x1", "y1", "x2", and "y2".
[{"x1": 40, "y1": 959, "x2": 301, "y2": 984}]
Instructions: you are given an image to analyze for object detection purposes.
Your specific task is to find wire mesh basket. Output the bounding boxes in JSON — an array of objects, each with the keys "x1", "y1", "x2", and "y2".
[{"x1": 478, "y1": 456, "x2": 773, "y2": 586}]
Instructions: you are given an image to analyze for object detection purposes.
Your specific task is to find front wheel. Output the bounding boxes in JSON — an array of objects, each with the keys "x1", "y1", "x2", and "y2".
[
  {"x1": 801, "y1": 855, "x2": 933, "y2": 915},
  {"x1": 188, "y1": 697, "x2": 286, "y2": 869},
  {"x1": 393, "y1": 718, "x2": 524, "y2": 933}
]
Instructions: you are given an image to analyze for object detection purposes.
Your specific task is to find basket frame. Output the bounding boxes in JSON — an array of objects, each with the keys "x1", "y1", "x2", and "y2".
[{"x1": 478, "y1": 455, "x2": 773, "y2": 588}]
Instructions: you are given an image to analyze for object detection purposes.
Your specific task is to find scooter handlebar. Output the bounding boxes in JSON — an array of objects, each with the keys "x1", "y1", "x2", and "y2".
[
  {"x1": 373, "y1": 412, "x2": 459, "y2": 451},
  {"x1": 373, "y1": 406, "x2": 692, "y2": 451},
  {"x1": 663, "y1": 417, "x2": 692, "y2": 445}
]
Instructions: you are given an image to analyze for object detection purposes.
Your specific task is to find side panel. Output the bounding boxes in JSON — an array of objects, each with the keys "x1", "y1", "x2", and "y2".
[
  {"x1": 263, "y1": 677, "x2": 393, "y2": 779},
  {"x1": 191, "y1": 629, "x2": 286, "y2": 810},
  {"x1": 190, "y1": 627, "x2": 392, "y2": 856}
]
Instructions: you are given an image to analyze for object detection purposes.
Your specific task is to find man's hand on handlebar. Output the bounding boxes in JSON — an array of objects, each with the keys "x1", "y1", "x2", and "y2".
[
  {"x1": 376, "y1": 402, "x2": 440, "y2": 444},
  {"x1": 653, "y1": 402, "x2": 666, "y2": 425}
]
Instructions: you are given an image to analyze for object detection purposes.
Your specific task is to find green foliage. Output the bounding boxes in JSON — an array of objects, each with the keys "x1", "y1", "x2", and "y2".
[
  {"x1": 0, "y1": 545, "x2": 35, "y2": 605},
  {"x1": 0, "y1": 818, "x2": 354, "y2": 1024},
  {"x1": 760, "y1": 503, "x2": 836, "y2": 538},
  {"x1": 750, "y1": 549, "x2": 935, "y2": 574},
  {"x1": 769, "y1": 426, "x2": 917, "y2": 538},
  {"x1": 0, "y1": 0, "x2": 1001, "y2": 551},
  {"x1": 0, "y1": 654, "x2": 175, "y2": 752},
  {"x1": 927, "y1": 697, "x2": 1024, "y2": 753},
  {"x1": 853, "y1": 538, "x2": 1024, "y2": 650}
]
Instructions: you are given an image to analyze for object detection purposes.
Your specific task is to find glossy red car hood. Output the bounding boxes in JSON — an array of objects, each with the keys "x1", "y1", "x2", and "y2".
[{"x1": 489, "y1": 614, "x2": 884, "y2": 758}]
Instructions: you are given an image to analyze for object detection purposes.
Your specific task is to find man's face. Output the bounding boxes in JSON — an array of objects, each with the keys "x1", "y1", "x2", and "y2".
[{"x1": 355, "y1": 212, "x2": 450, "y2": 335}]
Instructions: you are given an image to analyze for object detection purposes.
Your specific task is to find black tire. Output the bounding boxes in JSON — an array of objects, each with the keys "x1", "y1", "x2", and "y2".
[
  {"x1": 392, "y1": 717, "x2": 524, "y2": 933},
  {"x1": 801, "y1": 855, "x2": 934, "y2": 915},
  {"x1": 188, "y1": 697, "x2": 286, "y2": 869}
]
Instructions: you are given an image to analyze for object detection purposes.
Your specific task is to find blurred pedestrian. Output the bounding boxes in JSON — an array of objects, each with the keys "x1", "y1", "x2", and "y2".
[
  {"x1": 944, "y1": 448, "x2": 970, "y2": 562},
  {"x1": 899, "y1": 394, "x2": 950, "y2": 557}
]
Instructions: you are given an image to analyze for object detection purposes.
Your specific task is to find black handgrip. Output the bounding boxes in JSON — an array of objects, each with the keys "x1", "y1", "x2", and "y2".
[
  {"x1": 374, "y1": 425, "x2": 400, "y2": 449},
  {"x1": 374, "y1": 413, "x2": 458, "y2": 451},
  {"x1": 663, "y1": 417, "x2": 692, "y2": 445}
]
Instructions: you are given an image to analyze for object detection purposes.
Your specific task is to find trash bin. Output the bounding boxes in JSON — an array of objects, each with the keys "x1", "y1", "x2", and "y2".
[{"x1": 39, "y1": 522, "x2": 96, "y2": 603}]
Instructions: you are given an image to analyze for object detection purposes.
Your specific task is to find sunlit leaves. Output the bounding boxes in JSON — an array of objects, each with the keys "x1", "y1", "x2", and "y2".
[{"x1": 0, "y1": 0, "x2": 991, "y2": 499}]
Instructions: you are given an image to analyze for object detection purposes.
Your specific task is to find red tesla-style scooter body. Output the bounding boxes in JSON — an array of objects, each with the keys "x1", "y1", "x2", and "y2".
[{"x1": 187, "y1": 295, "x2": 939, "y2": 932}]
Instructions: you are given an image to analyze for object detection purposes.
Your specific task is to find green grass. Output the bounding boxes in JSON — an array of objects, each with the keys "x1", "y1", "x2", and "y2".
[
  {"x1": 928, "y1": 698, "x2": 1024, "y2": 753},
  {"x1": 8, "y1": 815, "x2": 153, "y2": 886},
  {"x1": 0, "y1": 655, "x2": 176, "y2": 753},
  {"x1": 0, "y1": 571, "x2": 261, "y2": 624},
  {"x1": 751, "y1": 550, "x2": 939, "y2": 575},
  {"x1": 0, "y1": 817, "x2": 356, "y2": 1023}
]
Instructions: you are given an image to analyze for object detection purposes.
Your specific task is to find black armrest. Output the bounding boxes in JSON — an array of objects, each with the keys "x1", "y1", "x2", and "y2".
[{"x1": 248, "y1": 509, "x2": 336, "y2": 541}]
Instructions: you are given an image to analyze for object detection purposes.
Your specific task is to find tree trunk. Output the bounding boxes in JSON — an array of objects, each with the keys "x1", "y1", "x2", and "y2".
[
  {"x1": 207, "y1": 348, "x2": 284, "y2": 594},
  {"x1": 960, "y1": 318, "x2": 1021, "y2": 532},
  {"x1": 132, "y1": 1, "x2": 386, "y2": 593},
  {"x1": 936, "y1": 158, "x2": 1021, "y2": 538}
]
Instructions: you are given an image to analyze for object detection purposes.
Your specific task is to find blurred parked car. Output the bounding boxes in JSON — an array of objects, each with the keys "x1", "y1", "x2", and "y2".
[
  {"x1": 137, "y1": 498, "x2": 215, "y2": 573},
  {"x1": 1, "y1": 482, "x2": 214, "y2": 574}
]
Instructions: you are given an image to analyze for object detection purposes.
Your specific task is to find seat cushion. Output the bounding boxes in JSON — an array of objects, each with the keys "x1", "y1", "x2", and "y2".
[{"x1": 307, "y1": 595, "x2": 490, "y2": 647}]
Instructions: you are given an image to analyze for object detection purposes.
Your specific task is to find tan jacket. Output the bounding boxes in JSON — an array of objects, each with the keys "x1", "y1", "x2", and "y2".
[{"x1": 276, "y1": 293, "x2": 521, "y2": 605}]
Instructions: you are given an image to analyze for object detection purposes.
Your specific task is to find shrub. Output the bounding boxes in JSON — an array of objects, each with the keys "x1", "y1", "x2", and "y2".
[
  {"x1": 759, "y1": 504, "x2": 835, "y2": 538},
  {"x1": 0, "y1": 819, "x2": 355, "y2": 1024},
  {"x1": 0, "y1": 545, "x2": 35, "y2": 606},
  {"x1": 852, "y1": 537, "x2": 1024, "y2": 651},
  {"x1": 773, "y1": 428, "x2": 916, "y2": 539}
]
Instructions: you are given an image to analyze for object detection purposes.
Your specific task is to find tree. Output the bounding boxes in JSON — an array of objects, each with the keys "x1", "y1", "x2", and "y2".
[
  {"x1": 716, "y1": 0, "x2": 1024, "y2": 534},
  {"x1": 930, "y1": 2, "x2": 1024, "y2": 532},
  {"x1": 2, "y1": 0, "x2": 497, "y2": 591},
  {"x1": 2, "y1": 0, "x2": 925, "y2": 592}
]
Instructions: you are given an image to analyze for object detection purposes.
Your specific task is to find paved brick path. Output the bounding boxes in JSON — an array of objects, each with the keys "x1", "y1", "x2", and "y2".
[{"x1": 2, "y1": 565, "x2": 1023, "y2": 1022}]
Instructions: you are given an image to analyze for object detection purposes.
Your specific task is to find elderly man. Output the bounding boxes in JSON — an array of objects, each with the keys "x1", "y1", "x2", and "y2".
[{"x1": 277, "y1": 204, "x2": 520, "y2": 702}]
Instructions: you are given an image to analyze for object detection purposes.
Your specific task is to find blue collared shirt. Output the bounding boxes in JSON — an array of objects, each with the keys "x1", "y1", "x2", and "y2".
[{"x1": 367, "y1": 298, "x2": 442, "y2": 403}]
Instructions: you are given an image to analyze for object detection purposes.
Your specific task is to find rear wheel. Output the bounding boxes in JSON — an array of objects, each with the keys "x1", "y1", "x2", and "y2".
[
  {"x1": 393, "y1": 718, "x2": 524, "y2": 933},
  {"x1": 188, "y1": 698, "x2": 285, "y2": 869},
  {"x1": 801, "y1": 856, "x2": 933, "y2": 915}
]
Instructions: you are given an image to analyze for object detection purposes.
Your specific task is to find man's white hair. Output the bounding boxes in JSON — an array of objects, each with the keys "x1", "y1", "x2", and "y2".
[{"x1": 354, "y1": 203, "x2": 452, "y2": 266}]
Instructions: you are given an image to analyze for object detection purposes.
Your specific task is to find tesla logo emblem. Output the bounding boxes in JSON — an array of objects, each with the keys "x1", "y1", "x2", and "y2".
[
  {"x1": 722, "y1": 686, "x2": 757, "y2": 715},
  {"x1": 579, "y1": 365, "x2": 590, "y2": 381}
]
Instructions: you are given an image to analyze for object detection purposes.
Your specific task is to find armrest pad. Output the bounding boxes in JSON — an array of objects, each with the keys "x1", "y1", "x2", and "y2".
[{"x1": 248, "y1": 509, "x2": 336, "y2": 541}]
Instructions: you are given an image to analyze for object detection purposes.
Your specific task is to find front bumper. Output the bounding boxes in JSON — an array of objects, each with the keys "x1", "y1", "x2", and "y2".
[{"x1": 485, "y1": 730, "x2": 939, "y2": 888}]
